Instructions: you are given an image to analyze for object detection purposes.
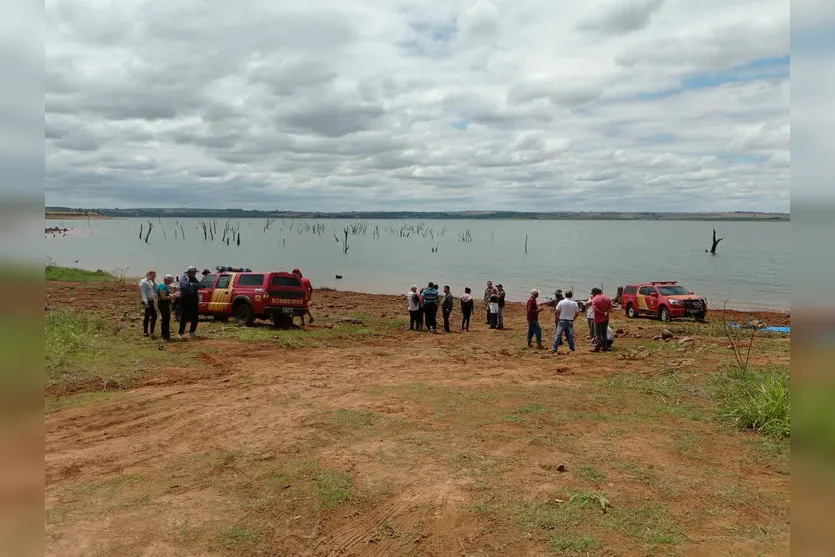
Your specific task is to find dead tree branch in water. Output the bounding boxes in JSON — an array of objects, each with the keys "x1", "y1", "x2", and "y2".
[{"x1": 707, "y1": 228, "x2": 724, "y2": 254}]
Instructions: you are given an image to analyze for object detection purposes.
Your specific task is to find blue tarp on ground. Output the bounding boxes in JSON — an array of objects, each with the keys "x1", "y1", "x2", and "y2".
[{"x1": 729, "y1": 322, "x2": 790, "y2": 334}]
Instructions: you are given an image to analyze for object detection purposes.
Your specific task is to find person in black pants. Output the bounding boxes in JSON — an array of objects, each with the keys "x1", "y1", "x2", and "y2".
[
  {"x1": 156, "y1": 274, "x2": 175, "y2": 341},
  {"x1": 441, "y1": 285, "x2": 453, "y2": 333},
  {"x1": 178, "y1": 265, "x2": 203, "y2": 338},
  {"x1": 460, "y1": 287, "x2": 474, "y2": 331},
  {"x1": 407, "y1": 285, "x2": 421, "y2": 330},
  {"x1": 422, "y1": 282, "x2": 440, "y2": 333},
  {"x1": 139, "y1": 270, "x2": 157, "y2": 338}
]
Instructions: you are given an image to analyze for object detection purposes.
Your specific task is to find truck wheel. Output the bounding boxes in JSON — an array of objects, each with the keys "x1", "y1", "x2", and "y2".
[
  {"x1": 626, "y1": 304, "x2": 638, "y2": 319},
  {"x1": 695, "y1": 312, "x2": 706, "y2": 322},
  {"x1": 234, "y1": 302, "x2": 255, "y2": 326},
  {"x1": 659, "y1": 307, "x2": 671, "y2": 323}
]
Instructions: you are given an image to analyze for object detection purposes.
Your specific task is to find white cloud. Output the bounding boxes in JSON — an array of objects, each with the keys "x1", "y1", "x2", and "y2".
[{"x1": 40, "y1": 0, "x2": 791, "y2": 211}]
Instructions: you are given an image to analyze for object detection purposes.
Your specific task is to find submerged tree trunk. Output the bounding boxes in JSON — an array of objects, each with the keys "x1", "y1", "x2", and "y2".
[{"x1": 707, "y1": 228, "x2": 723, "y2": 254}]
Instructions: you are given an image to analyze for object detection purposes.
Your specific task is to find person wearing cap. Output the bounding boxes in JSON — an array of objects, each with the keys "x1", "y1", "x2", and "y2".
[
  {"x1": 292, "y1": 268, "x2": 315, "y2": 326},
  {"x1": 178, "y1": 265, "x2": 203, "y2": 338},
  {"x1": 156, "y1": 274, "x2": 175, "y2": 341}
]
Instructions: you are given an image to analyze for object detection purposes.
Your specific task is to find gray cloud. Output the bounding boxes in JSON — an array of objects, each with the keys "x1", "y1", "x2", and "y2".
[
  {"x1": 577, "y1": 0, "x2": 665, "y2": 36},
  {"x1": 41, "y1": 0, "x2": 790, "y2": 212}
]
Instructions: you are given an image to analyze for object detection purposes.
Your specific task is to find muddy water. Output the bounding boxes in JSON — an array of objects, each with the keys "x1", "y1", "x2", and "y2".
[{"x1": 45, "y1": 218, "x2": 789, "y2": 311}]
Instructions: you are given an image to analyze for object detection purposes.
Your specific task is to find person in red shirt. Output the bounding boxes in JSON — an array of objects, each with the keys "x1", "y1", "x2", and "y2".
[
  {"x1": 293, "y1": 268, "x2": 315, "y2": 326},
  {"x1": 526, "y1": 289, "x2": 545, "y2": 348},
  {"x1": 590, "y1": 287, "x2": 612, "y2": 352}
]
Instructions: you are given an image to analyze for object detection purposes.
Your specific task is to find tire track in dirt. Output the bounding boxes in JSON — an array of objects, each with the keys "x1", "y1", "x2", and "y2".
[{"x1": 312, "y1": 484, "x2": 462, "y2": 557}]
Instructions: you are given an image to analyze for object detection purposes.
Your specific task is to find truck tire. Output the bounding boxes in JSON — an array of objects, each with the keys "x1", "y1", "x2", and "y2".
[
  {"x1": 695, "y1": 311, "x2": 706, "y2": 322},
  {"x1": 659, "y1": 306, "x2": 671, "y2": 323},
  {"x1": 626, "y1": 304, "x2": 638, "y2": 319},
  {"x1": 233, "y1": 301, "x2": 255, "y2": 326}
]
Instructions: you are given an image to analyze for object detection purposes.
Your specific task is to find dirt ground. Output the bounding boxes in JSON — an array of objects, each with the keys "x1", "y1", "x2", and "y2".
[{"x1": 45, "y1": 282, "x2": 790, "y2": 556}]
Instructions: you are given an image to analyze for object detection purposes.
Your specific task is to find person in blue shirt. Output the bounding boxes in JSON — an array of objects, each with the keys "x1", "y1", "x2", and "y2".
[
  {"x1": 421, "y1": 282, "x2": 440, "y2": 333},
  {"x1": 156, "y1": 275, "x2": 175, "y2": 341}
]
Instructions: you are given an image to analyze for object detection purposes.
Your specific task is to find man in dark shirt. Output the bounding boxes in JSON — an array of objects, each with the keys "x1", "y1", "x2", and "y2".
[
  {"x1": 178, "y1": 265, "x2": 203, "y2": 339},
  {"x1": 526, "y1": 289, "x2": 544, "y2": 348},
  {"x1": 496, "y1": 284, "x2": 506, "y2": 329},
  {"x1": 422, "y1": 282, "x2": 440, "y2": 333},
  {"x1": 441, "y1": 285, "x2": 454, "y2": 333}
]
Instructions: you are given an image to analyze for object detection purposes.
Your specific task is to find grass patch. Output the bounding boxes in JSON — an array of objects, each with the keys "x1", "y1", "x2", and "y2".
[
  {"x1": 215, "y1": 524, "x2": 261, "y2": 551},
  {"x1": 45, "y1": 309, "x2": 194, "y2": 393},
  {"x1": 607, "y1": 504, "x2": 681, "y2": 545},
  {"x1": 548, "y1": 533, "x2": 598, "y2": 554},
  {"x1": 45, "y1": 265, "x2": 114, "y2": 282},
  {"x1": 515, "y1": 402, "x2": 549, "y2": 415},
  {"x1": 513, "y1": 499, "x2": 584, "y2": 532},
  {"x1": 278, "y1": 460, "x2": 354, "y2": 510},
  {"x1": 333, "y1": 409, "x2": 376, "y2": 429},
  {"x1": 575, "y1": 465, "x2": 606, "y2": 484},
  {"x1": 72, "y1": 474, "x2": 143, "y2": 498},
  {"x1": 596, "y1": 372, "x2": 707, "y2": 422},
  {"x1": 45, "y1": 390, "x2": 124, "y2": 413},
  {"x1": 713, "y1": 365, "x2": 790, "y2": 438},
  {"x1": 569, "y1": 491, "x2": 611, "y2": 513},
  {"x1": 312, "y1": 468, "x2": 353, "y2": 509},
  {"x1": 217, "y1": 321, "x2": 379, "y2": 346}
]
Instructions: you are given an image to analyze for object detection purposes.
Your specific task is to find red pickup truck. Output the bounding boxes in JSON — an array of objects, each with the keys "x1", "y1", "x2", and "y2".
[
  {"x1": 620, "y1": 281, "x2": 707, "y2": 323},
  {"x1": 193, "y1": 269, "x2": 308, "y2": 327}
]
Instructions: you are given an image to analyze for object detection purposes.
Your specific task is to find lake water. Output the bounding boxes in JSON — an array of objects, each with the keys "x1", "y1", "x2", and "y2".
[{"x1": 45, "y1": 218, "x2": 790, "y2": 312}]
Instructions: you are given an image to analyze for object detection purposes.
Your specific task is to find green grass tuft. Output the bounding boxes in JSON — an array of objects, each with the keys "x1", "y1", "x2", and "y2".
[
  {"x1": 713, "y1": 365, "x2": 790, "y2": 438},
  {"x1": 568, "y1": 491, "x2": 611, "y2": 513},
  {"x1": 312, "y1": 468, "x2": 353, "y2": 509}
]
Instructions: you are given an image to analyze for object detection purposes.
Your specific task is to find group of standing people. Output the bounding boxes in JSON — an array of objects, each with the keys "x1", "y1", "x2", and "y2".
[
  {"x1": 137, "y1": 265, "x2": 205, "y2": 341},
  {"x1": 405, "y1": 280, "x2": 615, "y2": 354},
  {"x1": 525, "y1": 287, "x2": 614, "y2": 353},
  {"x1": 407, "y1": 283, "x2": 458, "y2": 333}
]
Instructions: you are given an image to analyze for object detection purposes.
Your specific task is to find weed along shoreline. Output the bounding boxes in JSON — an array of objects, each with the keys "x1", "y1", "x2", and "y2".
[{"x1": 45, "y1": 267, "x2": 790, "y2": 556}]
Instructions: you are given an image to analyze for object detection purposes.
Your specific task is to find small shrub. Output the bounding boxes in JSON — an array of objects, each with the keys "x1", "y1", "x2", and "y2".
[{"x1": 714, "y1": 366, "x2": 790, "y2": 438}]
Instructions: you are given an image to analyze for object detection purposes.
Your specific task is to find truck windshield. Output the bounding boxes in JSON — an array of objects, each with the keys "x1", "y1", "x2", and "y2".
[{"x1": 659, "y1": 285, "x2": 690, "y2": 296}]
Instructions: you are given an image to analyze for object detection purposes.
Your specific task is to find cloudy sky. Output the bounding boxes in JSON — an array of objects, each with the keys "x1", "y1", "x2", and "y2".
[{"x1": 43, "y1": 0, "x2": 799, "y2": 212}]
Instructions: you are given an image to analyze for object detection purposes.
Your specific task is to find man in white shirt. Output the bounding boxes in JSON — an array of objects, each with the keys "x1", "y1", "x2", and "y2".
[
  {"x1": 553, "y1": 290, "x2": 580, "y2": 354},
  {"x1": 139, "y1": 270, "x2": 157, "y2": 338}
]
